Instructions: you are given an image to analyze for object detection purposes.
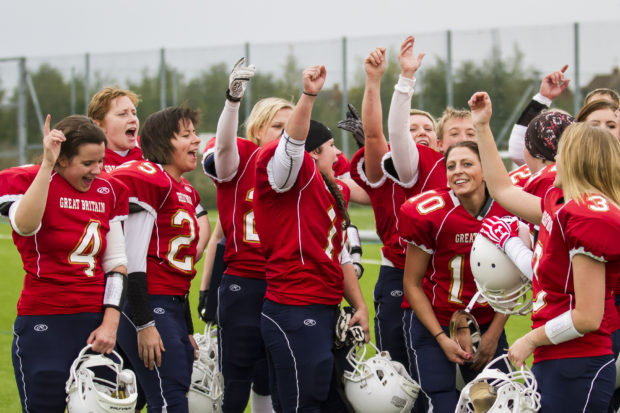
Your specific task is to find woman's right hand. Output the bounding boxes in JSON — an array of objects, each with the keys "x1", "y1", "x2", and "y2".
[
  {"x1": 364, "y1": 47, "x2": 386, "y2": 80},
  {"x1": 302, "y1": 65, "x2": 326, "y2": 95},
  {"x1": 437, "y1": 333, "x2": 472, "y2": 365},
  {"x1": 42, "y1": 115, "x2": 65, "y2": 168},
  {"x1": 137, "y1": 325, "x2": 166, "y2": 370},
  {"x1": 468, "y1": 91, "x2": 493, "y2": 127}
]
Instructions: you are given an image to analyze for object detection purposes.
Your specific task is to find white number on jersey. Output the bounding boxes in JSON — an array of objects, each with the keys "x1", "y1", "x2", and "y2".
[
  {"x1": 69, "y1": 220, "x2": 103, "y2": 277},
  {"x1": 243, "y1": 189, "x2": 260, "y2": 243},
  {"x1": 168, "y1": 210, "x2": 196, "y2": 272},
  {"x1": 448, "y1": 255, "x2": 465, "y2": 305},
  {"x1": 587, "y1": 195, "x2": 609, "y2": 212},
  {"x1": 532, "y1": 241, "x2": 543, "y2": 282},
  {"x1": 324, "y1": 206, "x2": 338, "y2": 260}
]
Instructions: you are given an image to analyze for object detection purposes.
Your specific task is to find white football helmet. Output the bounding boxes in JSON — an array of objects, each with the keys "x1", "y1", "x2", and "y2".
[
  {"x1": 188, "y1": 323, "x2": 224, "y2": 413},
  {"x1": 456, "y1": 354, "x2": 541, "y2": 413},
  {"x1": 470, "y1": 234, "x2": 532, "y2": 315},
  {"x1": 343, "y1": 341, "x2": 420, "y2": 413},
  {"x1": 65, "y1": 345, "x2": 137, "y2": 413}
]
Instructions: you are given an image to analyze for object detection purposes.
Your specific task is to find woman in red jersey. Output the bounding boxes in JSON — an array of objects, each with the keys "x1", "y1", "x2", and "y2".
[
  {"x1": 470, "y1": 91, "x2": 620, "y2": 412},
  {"x1": 399, "y1": 140, "x2": 511, "y2": 412},
  {"x1": 201, "y1": 57, "x2": 294, "y2": 413},
  {"x1": 0, "y1": 115, "x2": 129, "y2": 412},
  {"x1": 113, "y1": 107, "x2": 203, "y2": 413},
  {"x1": 254, "y1": 65, "x2": 369, "y2": 413}
]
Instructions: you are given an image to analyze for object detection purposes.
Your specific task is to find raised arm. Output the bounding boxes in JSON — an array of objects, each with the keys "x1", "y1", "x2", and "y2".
[
  {"x1": 12, "y1": 115, "x2": 64, "y2": 235},
  {"x1": 508, "y1": 65, "x2": 569, "y2": 165},
  {"x1": 362, "y1": 47, "x2": 389, "y2": 183},
  {"x1": 388, "y1": 36, "x2": 425, "y2": 184},
  {"x1": 269, "y1": 65, "x2": 326, "y2": 191},
  {"x1": 468, "y1": 92, "x2": 542, "y2": 224},
  {"x1": 212, "y1": 58, "x2": 256, "y2": 180}
]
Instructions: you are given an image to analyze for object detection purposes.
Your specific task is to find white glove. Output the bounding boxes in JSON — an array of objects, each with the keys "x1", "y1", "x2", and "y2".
[{"x1": 227, "y1": 57, "x2": 255, "y2": 101}]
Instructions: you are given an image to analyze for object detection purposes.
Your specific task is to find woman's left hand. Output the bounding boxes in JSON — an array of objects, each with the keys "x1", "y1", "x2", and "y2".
[
  {"x1": 350, "y1": 306, "x2": 370, "y2": 342},
  {"x1": 470, "y1": 331, "x2": 500, "y2": 370},
  {"x1": 508, "y1": 334, "x2": 536, "y2": 368},
  {"x1": 189, "y1": 334, "x2": 199, "y2": 360},
  {"x1": 87, "y1": 323, "x2": 117, "y2": 354}
]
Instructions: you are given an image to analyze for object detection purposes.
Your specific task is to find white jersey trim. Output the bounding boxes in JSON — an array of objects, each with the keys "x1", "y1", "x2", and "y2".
[
  {"x1": 355, "y1": 156, "x2": 386, "y2": 189},
  {"x1": 381, "y1": 152, "x2": 419, "y2": 189}
]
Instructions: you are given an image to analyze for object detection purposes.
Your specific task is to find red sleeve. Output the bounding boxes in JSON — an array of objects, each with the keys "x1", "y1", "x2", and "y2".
[
  {"x1": 0, "y1": 165, "x2": 36, "y2": 212},
  {"x1": 561, "y1": 196, "x2": 620, "y2": 262},
  {"x1": 398, "y1": 190, "x2": 444, "y2": 254},
  {"x1": 111, "y1": 161, "x2": 167, "y2": 215},
  {"x1": 102, "y1": 174, "x2": 129, "y2": 223}
]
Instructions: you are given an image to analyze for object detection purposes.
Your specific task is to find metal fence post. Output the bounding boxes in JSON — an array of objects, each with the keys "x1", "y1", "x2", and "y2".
[
  {"x1": 244, "y1": 42, "x2": 252, "y2": 121},
  {"x1": 70, "y1": 67, "x2": 76, "y2": 114},
  {"x1": 17, "y1": 57, "x2": 26, "y2": 165},
  {"x1": 341, "y1": 36, "x2": 349, "y2": 157},
  {"x1": 84, "y1": 53, "x2": 90, "y2": 114},
  {"x1": 573, "y1": 22, "x2": 581, "y2": 113},
  {"x1": 446, "y1": 30, "x2": 453, "y2": 108},
  {"x1": 160, "y1": 48, "x2": 166, "y2": 109}
]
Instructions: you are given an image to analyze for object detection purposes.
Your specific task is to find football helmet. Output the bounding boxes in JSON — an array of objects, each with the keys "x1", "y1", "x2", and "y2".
[
  {"x1": 470, "y1": 234, "x2": 532, "y2": 315},
  {"x1": 65, "y1": 345, "x2": 137, "y2": 413},
  {"x1": 456, "y1": 354, "x2": 541, "y2": 413},
  {"x1": 188, "y1": 323, "x2": 224, "y2": 413},
  {"x1": 343, "y1": 341, "x2": 420, "y2": 413}
]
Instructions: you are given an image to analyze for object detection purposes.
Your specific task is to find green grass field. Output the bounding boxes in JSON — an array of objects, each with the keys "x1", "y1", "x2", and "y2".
[{"x1": 0, "y1": 207, "x2": 532, "y2": 412}]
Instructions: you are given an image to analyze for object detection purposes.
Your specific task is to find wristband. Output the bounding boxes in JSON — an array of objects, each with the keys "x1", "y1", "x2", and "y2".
[
  {"x1": 226, "y1": 88, "x2": 242, "y2": 102},
  {"x1": 303, "y1": 91, "x2": 317, "y2": 97},
  {"x1": 103, "y1": 271, "x2": 127, "y2": 311},
  {"x1": 544, "y1": 310, "x2": 583, "y2": 344},
  {"x1": 434, "y1": 330, "x2": 446, "y2": 339}
]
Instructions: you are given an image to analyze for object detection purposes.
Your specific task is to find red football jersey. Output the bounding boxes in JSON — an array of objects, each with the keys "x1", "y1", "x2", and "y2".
[
  {"x1": 203, "y1": 137, "x2": 265, "y2": 279},
  {"x1": 103, "y1": 147, "x2": 143, "y2": 173},
  {"x1": 333, "y1": 153, "x2": 351, "y2": 179},
  {"x1": 112, "y1": 160, "x2": 200, "y2": 296},
  {"x1": 0, "y1": 165, "x2": 128, "y2": 315},
  {"x1": 531, "y1": 187, "x2": 620, "y2": 362},
  {"x1": 254, "y1": 139, "x2": 348, "y2": 306},
  {"x1": 523, "y1": 163, "x2": 556, "y2": 199},
  {"x1": 349, "y1": 145, "x2": 446, "y2": 269},
  {"x1": 509, "y1": 164, "x2": 531, "y2": 188},
  {"x1": 399, "y1": 188, "x2": 510, "y2": 325}
]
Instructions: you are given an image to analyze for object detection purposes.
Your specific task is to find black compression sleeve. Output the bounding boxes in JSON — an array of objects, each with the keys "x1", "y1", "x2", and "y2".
[
  {"x1": 126, "y1": 272, "x2": 153, "y2": 327},
  {"x1": 516, "y1": 99, "x2": 548, "y2": 127}
]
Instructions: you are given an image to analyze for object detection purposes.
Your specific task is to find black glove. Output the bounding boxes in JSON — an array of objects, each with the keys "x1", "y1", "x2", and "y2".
[
  {"x1": 337, "y1": 103, "x2": 365, "y2": 149},
  {"x1": 198, "y1": 290, "x2": 209, "y2": 322}
]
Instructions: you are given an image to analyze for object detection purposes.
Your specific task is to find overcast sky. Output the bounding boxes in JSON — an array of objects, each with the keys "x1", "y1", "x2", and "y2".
[{"x1": 3, "y1": 0, "x2": 620, "y2": 58}]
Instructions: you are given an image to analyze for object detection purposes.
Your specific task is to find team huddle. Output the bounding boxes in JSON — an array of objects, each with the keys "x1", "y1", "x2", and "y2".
[{"x1": 1, "y1": 35, "x2": 620, "y2": 413}]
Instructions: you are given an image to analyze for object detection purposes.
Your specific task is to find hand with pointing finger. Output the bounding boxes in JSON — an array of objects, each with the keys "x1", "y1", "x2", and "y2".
[
  {"x1": 41, "y1": 114, "x2": 66, "y2": 168},
  {"x1": 539, "y1": 64, "x2": 570, "y2": 101}
]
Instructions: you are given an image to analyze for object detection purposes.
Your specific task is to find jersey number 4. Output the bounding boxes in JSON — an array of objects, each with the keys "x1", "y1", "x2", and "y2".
[{"x1": 69, "y1": 220, "x2": 103, "y2": 277}]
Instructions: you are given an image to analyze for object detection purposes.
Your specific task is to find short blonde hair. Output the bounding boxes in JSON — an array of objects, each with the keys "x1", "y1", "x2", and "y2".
[
  {"x1": 436, "y1": 107, "x2": 472, "y2": 142},
  {"x1": 557, "y1": 123, "x2": 620, "y2": 205},
  {"x1": 584, "y1": 88, "x2": 620, "y2": 106},
  {"x1": 410, "y1": 109, "x2": 437, "y2": 131},
  {"x1": 245, "y1": 97, "x2": 294, "y2": 145},
  {"x1": 88, "y1": 86, "x2": 140, "y2": 122}
]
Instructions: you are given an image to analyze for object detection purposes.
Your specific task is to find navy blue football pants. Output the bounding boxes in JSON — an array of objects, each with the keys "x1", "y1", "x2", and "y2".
[
  {"x1": 261, "y1": 299, "x2": 343, "y2": 413},
  {"x1": 117, "y1": 295, "x2": 194, "y2": 413},
  {"x1": 373, "y1": 265, "x2": 408, "y2": 367},
  {"x1": 12, "y1": 312, "x2": 103, "y2": 413},
  {"x1": 534, "y1": 355, "x2": 614, "y2": 412},
  {"x1": 404, "y1": 309, "x2": 508, "y2": 413},
  {"x1": 217, "y1": 273, "x2": 269, "y2": 412}
]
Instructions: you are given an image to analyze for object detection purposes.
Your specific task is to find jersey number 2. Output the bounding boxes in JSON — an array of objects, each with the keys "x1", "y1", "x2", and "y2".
[{"x1": 168, "y1": 210, "x2": 196, "y2": 272}]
